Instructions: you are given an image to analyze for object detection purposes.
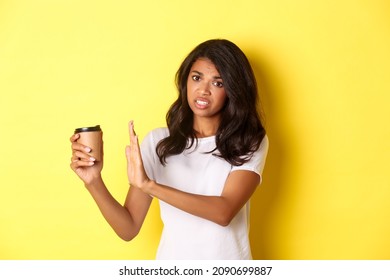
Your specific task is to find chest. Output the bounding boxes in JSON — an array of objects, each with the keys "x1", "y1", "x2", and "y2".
[{"x1": 156, "y1": 148, "x2": 232, "y2": 196}]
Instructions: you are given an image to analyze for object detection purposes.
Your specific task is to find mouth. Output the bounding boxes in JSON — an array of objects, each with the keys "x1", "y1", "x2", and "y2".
[{"x1": 196, "y1": 99, "x2": 209, "y2": 106}]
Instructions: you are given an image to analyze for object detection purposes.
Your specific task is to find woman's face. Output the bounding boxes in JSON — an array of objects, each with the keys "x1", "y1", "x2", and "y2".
[{"x1": 186, "y1": 58, "x2": 227, "y2": 124}]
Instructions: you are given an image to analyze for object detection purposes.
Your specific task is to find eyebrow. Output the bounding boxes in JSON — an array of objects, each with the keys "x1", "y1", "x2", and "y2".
[{"x1": 191, "y1": 70, "x2": 222, "y2": 80}]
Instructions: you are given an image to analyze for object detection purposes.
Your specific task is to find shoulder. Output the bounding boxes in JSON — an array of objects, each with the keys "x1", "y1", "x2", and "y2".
[
  {"x1": 142, "y1": 127, "x2": 169, "y2": 146},
  {"x1": 231, "y1": 134, "x2": 269, "y2": 176},
  {"x1": 259, "y1": 134, "x2": 269, "y2": 152},
  {"x1": 140, "y1": 128, "x2": 169, "y2": 163},
  {"x1": 252, "y1": 134, "x2": 269, "y2": 163}
]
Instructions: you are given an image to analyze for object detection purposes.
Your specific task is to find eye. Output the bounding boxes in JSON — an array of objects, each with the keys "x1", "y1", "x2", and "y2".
[
  {"x1": 191, "y1": 75, "x2": 201, "y2": 81},
  {"x1": 212, "y1": 81, "x2": 224, "y2": 88}
]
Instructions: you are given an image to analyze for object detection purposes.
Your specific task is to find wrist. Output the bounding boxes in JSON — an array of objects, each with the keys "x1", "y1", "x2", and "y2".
[
  {"x1": 143, "y1": 180, "x2": 156, "y2": 196},
  {"x1": 84, "y1": 175, "x2": 104, "y2": 190}
]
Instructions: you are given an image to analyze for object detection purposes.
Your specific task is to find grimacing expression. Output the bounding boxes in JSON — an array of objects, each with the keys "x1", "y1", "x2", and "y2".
[{"x1": 186, "y1": 58, "x2": 227, "y2": 122}]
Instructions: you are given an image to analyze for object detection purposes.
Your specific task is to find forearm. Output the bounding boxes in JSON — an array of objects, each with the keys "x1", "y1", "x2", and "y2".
[
  {"x1": 146, "y1": 181, "x2": 234, "y2": 226},
  {"x1": 85, "y1": 178, "x2": 138, "y2": 241}
]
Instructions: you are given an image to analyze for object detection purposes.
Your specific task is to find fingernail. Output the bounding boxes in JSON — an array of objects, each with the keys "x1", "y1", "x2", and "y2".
[
  {"x1": 85, "y1": 147, "x2": 91, "y2": 153},
  {"x1": 90, "y1": 157, "x2": 96, "y2": 161}
]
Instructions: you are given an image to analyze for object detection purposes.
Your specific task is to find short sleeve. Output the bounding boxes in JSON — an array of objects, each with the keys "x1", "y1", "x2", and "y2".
[
  {"x1": 231, "y1": 135, "x2": 269, "y2": 182},
  {"x1": 140, "y1": 128, "x2": 169, "y2": 181}
]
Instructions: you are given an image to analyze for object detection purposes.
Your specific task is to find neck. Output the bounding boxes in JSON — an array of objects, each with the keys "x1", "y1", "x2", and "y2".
[{"x1": 193, "y1": 117, "x2": 220, "y2": 138}]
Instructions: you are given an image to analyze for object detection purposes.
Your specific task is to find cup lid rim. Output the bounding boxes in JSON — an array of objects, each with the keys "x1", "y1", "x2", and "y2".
[{"x1": 74, "y1": 125, "x2": 101, "y2": 133}]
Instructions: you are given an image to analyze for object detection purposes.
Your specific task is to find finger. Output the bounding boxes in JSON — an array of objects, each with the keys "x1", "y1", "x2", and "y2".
[
  {"x1": 126, "y1": 142, "x2": 140, "y2": 162},
  {"x1": 72, "y1": 150, "x2": 95, "y2": 162},
  {"x1": 71, "y1": 142, "x2": 92, "y2": 154},
  {"x1": 70, "y1": 158, "x2": 94, "y2": 170},
  {"x1": 70, "y1": 133, "x2": 80, "y2": 142},
  {"x1": 70, "y1": 134, "x2": 92, "y2": 154},
  {"x1": 125, "y1": 145, "x2": 131, "y2": 163},
  {"x1": 128, "y1": 120, "x2": 137, "y2": 142}
]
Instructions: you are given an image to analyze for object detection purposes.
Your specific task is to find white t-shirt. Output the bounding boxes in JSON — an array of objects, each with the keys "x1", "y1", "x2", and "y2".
[{"x1": 141, "y1": 127, "x2": 269, "y2": 260}]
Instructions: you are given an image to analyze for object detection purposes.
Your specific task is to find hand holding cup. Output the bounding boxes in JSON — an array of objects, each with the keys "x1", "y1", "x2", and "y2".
[{"x1": 70, "y1": 125, "x2": 103, "y2": 185}]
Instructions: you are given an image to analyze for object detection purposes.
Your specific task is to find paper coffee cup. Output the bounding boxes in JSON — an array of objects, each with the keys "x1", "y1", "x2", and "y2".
[{"x1": 74, "y1": 125, "x2": 103, "y2": 161}]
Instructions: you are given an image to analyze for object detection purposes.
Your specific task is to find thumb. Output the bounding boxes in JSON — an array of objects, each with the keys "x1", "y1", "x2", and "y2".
[{"x1": 125, "y1": 145, "x2": 131, "y2": 163}]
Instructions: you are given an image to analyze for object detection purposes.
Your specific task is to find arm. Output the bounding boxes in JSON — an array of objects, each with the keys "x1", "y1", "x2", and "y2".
[
  {"x1": 84, "y1": 177, "x2": 152, "y2": 241},
  {"x1": 70, "y1": 134, "x2": 152, "y2": 241},
  {"x1": 126, "y1": 121, "x2": 260, "y2": 227},
  {"x1": 145, "y1": 171, "x2": 259, "y2": 226}
]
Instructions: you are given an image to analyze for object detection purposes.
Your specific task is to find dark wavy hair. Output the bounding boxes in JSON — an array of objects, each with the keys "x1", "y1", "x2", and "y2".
[{"x1": 156, "y1": 39, "x2": 266, "y2": 166}]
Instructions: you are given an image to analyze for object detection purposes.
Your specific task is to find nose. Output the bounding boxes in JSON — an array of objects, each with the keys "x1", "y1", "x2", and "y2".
[{"x1": 198, "y1": 81, "x2": 211, "y2": 96}]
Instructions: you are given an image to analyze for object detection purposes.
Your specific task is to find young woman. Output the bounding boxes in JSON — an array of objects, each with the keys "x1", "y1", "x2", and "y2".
[{"x1": 70, "y1": 39, "x2": 269, "y2": 259}]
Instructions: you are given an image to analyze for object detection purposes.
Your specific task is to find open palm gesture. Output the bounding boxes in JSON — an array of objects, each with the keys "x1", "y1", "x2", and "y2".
[{"x1": 125, "y1": 121, "x2": 150, "y2": 191}]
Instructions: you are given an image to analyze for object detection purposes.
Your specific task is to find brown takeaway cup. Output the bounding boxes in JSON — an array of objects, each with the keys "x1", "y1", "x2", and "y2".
[{"x1": 74, "y1": 125, "x2": 103, "y2": 161}]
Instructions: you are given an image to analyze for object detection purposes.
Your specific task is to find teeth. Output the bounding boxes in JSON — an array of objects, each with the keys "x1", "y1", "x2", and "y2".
[{"x1": 196, "y1": 100, "x2": 208, "y2": 105}]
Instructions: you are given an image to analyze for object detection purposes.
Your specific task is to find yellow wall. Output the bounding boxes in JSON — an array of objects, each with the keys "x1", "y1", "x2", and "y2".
[{"x1": 0, "y1": 0, "x2": 389, "y2": 259}]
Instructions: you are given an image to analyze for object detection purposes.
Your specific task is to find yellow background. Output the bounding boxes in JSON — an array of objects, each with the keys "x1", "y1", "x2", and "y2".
[{"x1": 0, "y1": 0, "x2": 389, "y2": 259}]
